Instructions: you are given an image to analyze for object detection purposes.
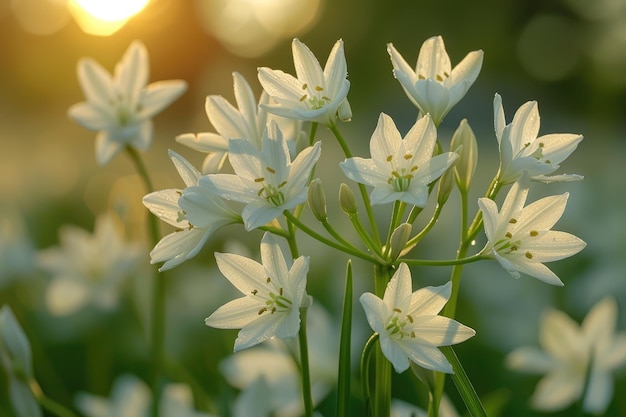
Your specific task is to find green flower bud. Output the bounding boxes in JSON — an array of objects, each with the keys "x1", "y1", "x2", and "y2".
[
  {"x1": 339, "y1": 183, "x2": 358, "y2": 215},
  {"x1": 307, "y1": 178, "x2": 327, "y2": 222},
  {"x1": 450, "y1": 119, "x2": 478, "y2": 193},
  {"x1": 437, "y1": 168, "x2": 455, "y2": 206},
  {"x1": 389, "y1": 223, "x2": 412, "y2": 261}
]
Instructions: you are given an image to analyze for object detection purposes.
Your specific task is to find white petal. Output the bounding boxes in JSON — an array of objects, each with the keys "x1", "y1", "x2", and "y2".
[
  {"x1": 214, "y1": 252, "x2": 269, "y2": 295},
  {"x1": 292, "y1": 38, "x2": 325, "y2": 89},
  {"x1": 176, "y1": 132, "x2": 229, "y2": 153},
  {"x1": 287, "y1": 141, "x2": 321, "y2": 191},
  {"x1": 116, "y1": 41, "x2": 148, "y2": 107},
  {"x1": 524, "y1": 231, "x2": 586, "y2": 262},
  {"x1": 46, "y1": 278, "x2": 89, "y2": 316},
  {"x1": 94, "y1": 131, "x2": 125, "y2": 165},
  {"x1": 200, "y1": 174, "x2": 258, "y2": 204},
  {"x1": 260, "y1": 233, "x2": 290, "y2": 285},
  {"x1": 477, "y1": 198, "x2": 499, "y2": 243},
  {"x1": 414, "y1": 80, "x2": 450, "y2": 124},
  {"x1": 583, "y1": 369, "x2": 612, "y2": 415},
  {"x1": 205, "y1": 296, "x2": 262, "y2": 329},
  {"x1": 399, "y1": 338, "x2": 453, "y2": 373},
  {"x1": 515, "y1": 193, "x2": 568, "y2": 232},
  {"x1": 387, "y1": 43, "x2": 416, "y2": 83},
  {"x1": 447, "y1": 49, "x2": 483, "y2": 91},
  {"x1": 228, "y1": 138, "x2": 265, "y2": 179},
  {"x1": 142, "y1": 189, "x2": 187, "y2": 228},
  {"x1": 540, "y1": 309, "x2": 584, "y2": 360},
  {"x1": 168, "y1": 149, "x2": 202, "y2": 187},
  {"x1": 493, "y1": 93, "x2": 506, "y2": 141},
  {"x1": 531, "y1": 371, "x2": 582, "y2": 411},
  {"x1": 242, "y1": 204, "x2": 283, "y2": 231},
  {"x1": 509, "y1": 101, "x2": 539, "y2": 154},
  {"x1": 370, "y1": 113, "x2": 402, "y2": 162},
  {"x1": 383, "y1": 263, "x2": 413, "y2": 308},
  {"x1": 411, "y1": 315, "x2": 475, "y2": 346},
  {"x1": 234, "y1": 313, "x2": 285, "y2": 351},
  {"x1": 415, "y1": 36, "x2": 451, "y2": 79},
  {"x1": 340, "y1": 158, "x2": 387, "y2": 186},
  {"x1": 129, "y1": 120, "x2": 153, "y2": 151},
  {"x1": 408, "y1": 281, "x2": 451, "y2": 316},
  {"x1": 537, "y1": 133, "x2": 583, "y2": 165},
  {"x1": 76, "y1": 57, "x2": 115, "y2": 107},
  {"x1": 323, "y1": 39, "x2": 347, "y2": 97},
  {"x1": 137, "y1": 80, "x2": 187, "y2": 119},
  {"x1": 150, "y1": 228, "x2": 209, "y2": 271},
  {"x1": 403, "y1": 114, "x2": 436, "y2": 164},
  {"x1": 359, "y1": 292, "x2": 387, "y2": 336},
  {"x1": 67, "y1": 102, "x2": 112, "y2": 130},
  {"x1": 504, "y1": 257, "x2": 564, "y2": 286},
  {"x1": 380, "y1": 332, "x2": 411, "y2": 373},
  {"x1": 205, "y1": 95, "x2": 246, "y2": 139},
  {"x1": 506, "y1": 346, "x2": 557, "y2": 373},
  {"x1": 257, "y1": 67, "x2": 303, "y2": 102}
]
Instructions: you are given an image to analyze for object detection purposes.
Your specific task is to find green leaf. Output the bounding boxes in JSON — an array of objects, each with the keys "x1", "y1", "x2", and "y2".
[
  {"x1": 441, "y1": 346, "x2": 487, "y2": 417},
  {"x1": 337, "y1": 260, "x2": 353, "y2": 417}
]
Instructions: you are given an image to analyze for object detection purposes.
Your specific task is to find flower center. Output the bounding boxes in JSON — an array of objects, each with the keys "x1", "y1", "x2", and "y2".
[
  {"x1": 299, "y1": 84, "x2": 331, "y2": 110},
  {"x1": 251, "y1": 282, "x2": 293, "y2": 315},
  {"x1": 385, "y1": 308, "x2": 416, "y2": 339},
  {"x1": 493, "y1": 220, "x2": 540, "y2": 260},
  {"x1": 255, "y1": 166, "x2": 287, "y2": 207},
  {"x1": 386, "y1": 154, "x2": 418, "y2": 192}
]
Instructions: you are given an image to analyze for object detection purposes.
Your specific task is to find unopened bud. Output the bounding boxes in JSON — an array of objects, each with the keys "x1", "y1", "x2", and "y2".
[
  {"x1": 339, "y1": 183, "x2": 358, "y2": 215},
  {"x1": 437, "y1": 168, "x2": 455, "y2": 206},
  {"x1": 307, "y1": 178, "x2": 327, "y2": 222},
  {"x1": 450, "y1": 119, "x2": 478, "y2": 192},
  {"x1": 389, "y1": 223, "x2": 412, "y2": 261}
]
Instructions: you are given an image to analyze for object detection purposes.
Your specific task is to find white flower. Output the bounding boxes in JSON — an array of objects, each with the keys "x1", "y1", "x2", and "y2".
[
  {"x1": 205, "y1": 233, "x2": 309, "y2": 352},
  {"x1": 176, "y1": 72, "x2": 269, "y2": 174},
  {"x1": 75, "y1": 374, "x2": 213, "y2": 417},
  {"x1": 387, "y1": 36, "x2": 483, "y2": 126},
  {"x1": 201, "y1": 121, "x2": 321, "y2": 231},
  {"x1": 360, "y1": 263, "x2": 475, "y2": 373},
  {"x1": 142, "y1": 150, "x2": 240, "y2": 271},
  {"x1": 340, "y1": 113, "x2": 457, "y2": 207},
  {"x1": 68, "y1": 41, "x2": 187, "y2": 165},
  {"x1": 0, "y1": 210, "x2": 35, "y2": 287},
  {"x1": 493, "y1": 93, "x2": 583, "y2": 184},
  {"x1": 507, "y1": 297, "x2": 626, "y2": 414},
  {"x1": 37, "y1": 214, "x2": 144, "y2": 316},
  {"x1": 478, "y1": 175, "x2": 586, "y2": 286},
  {"x1": 258, "y1": 38, "x2": 352, "y2": 126}
]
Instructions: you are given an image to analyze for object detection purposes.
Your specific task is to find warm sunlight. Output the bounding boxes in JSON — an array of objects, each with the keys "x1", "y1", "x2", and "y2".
[{"x1": 68, "y1": 0, "x2": 150, "y2": 36}]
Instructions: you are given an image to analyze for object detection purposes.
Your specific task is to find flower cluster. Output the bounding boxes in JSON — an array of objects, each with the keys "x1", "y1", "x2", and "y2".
[{"x1": 55, "y1": 34, "x2": 595, "y2": 417}]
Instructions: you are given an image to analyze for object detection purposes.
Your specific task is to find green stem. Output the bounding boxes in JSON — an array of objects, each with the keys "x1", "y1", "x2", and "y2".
[
  {"x1": 337, "y1": 261, "x2": 353, "y2": 417},
  {"x1": 405, "y1": 203, "x2": 443, "y2": 251},
  {"x1": 298, "y1": 307, "x2": 314, "y2": 417},
  {"x1": 329, "y1": 123, "x2": 381, "y2": 244},
  {"x1": 308, "y1": 122, "x2": 319, "y2": 146},
  {"x1": 126, "y1": 147, "x2": 165, "y2": 417},
  {"x1": 398, "y1": 254, "x2": 486, "y2": 267},
  {"x1": 30, "y1": 380, "x2": 80, "y2": 417},
  {"x1": 360, "y1": 333, "x2": 379, "y2": 416},
  {"x1": 283, "y1": 211, "x2": 377, "y2": 263},
  {"x1": 441, "y1": 346, "x2": 487, "y2": 417},
  {"x1": 373, "y1": 265, "x2": 393, "y2": 417},
  {"x1": 321, "y1": 219, "x2": 363, "y2": 253},
  {"x1": 348, "y1": 213, "x2": 383, "y2": 259}
]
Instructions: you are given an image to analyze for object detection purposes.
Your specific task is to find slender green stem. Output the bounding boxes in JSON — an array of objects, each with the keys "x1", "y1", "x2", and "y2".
[
  {"x1": 126, "y1": 147, "x2": 165, "y2": 417},
  {"x1": 348, "y1": 213, "x2": 383, "y2": 259},
  {"x1": 384, "y1": 201, "x2": 405, "y2": 259},
  {"x1": 329, "y1": 123, "x2": 381, "y2": 244},
  {"x1": 30, "y1": 379, "x2": 80, "y2": 417},
  {"x1": 298, "y1": 307, "x2": 314, "y2": 417},
  {"x1": 441, "y1": 347, "x2": 487, "y2": 417},
  {"x1": 283, "y1": 211, "x2": 377, "y2": 263},
  {"x1": 405, "y1": 203, "x2": 443, "y2": 251},
  {"x1": 373, "y1": 265, "x2": 392, "y2": 417},
  {"x1": 406, "y1": 205, "x2": 424, "y2": 225},
  {"x1": 321, "y1": 219, "x2": 363, "y2": 253},
  {"x1": 337, "y1": 261, "x2": 353, "y2": 417},
  {"x1": 360, "y1": 333, "x2": 379, "y2": 416},
  {"x1": 398, "y1": 254, "x2": 486, "y2": 267},
  {"x1": 308, "y1": 122, "x2": 319, "y2": 146}
]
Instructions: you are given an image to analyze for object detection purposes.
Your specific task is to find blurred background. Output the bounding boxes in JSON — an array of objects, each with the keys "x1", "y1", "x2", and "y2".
[{"x1": 1, "y1": 0, "x2": 626, "y2": 416}]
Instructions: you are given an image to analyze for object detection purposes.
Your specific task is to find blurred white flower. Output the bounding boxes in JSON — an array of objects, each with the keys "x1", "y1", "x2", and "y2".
[
  {"x1": 258, "y1": 38, "x2": 352, "y2": 126},
  {"x1": 0, "y1": 210, "x2": 35, "y2": 287},
  {"x1": 387, "y1": 36, "x2": 483, "y2": 126},
  {"x1": 201, "y1": 121, "x2": 320, "y2": 231},
  {"x1": 37, "y1": 214, "x2": 145, "y2": 316},
  {"x1": 478, "y1": 175, "x2": 586, "y2": 286},
  {"x1": 205, "y1": 233, "x2": 309, "y2": 352},
  {"x1": 493, "y1": 93, "x2": 583, "y2": 184},
  {"x1": 221, "y1": 303, "x2": 337, "y2": 417},
  {"x1": 391, "y1": 396, "x2": 459, "y2": 417},
  {"x1": 76, "y1": 374, "x2": 213, "y2": 417},
  {"x1": 68, "y1": 41, "x2": 187, "y2": 165},
  {"x1": 360, "y1": 263, "x2": 475, "y2": 373},
  {"x1": 340, "y1": 113, "x2": 457, "y2": 207},
  {"x1": 142, "y1": 150, "x2": 240, "y2": 271},
  {"x1": 507, "y1": 297, "x2": 626, "y2": 414}
]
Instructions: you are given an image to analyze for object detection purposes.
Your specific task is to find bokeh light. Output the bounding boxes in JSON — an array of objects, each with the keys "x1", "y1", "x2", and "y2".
[
  {"x1": 68, "y1": 0, "x2": 150, "y2": 36},
  {"x1": 195, "y1": 0, "x2": 322, "y2": 57},
  {"x1": 11, "y1": 0, "x2": 70, "y2": 35}
]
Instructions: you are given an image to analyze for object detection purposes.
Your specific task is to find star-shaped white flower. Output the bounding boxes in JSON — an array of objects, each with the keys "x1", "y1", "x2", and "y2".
[
  {"x1": 68, "y1": 41, "x2": 187, "y2": 165},
  {"x1": 478, "y1": 175, "x2": 586, "y2": 286},
  {"x1": 142, "y1": 150, "x2": 240, "y2": 271},
  {"x1": 36, "y1": 214, "x2": 145, "y2": 316},
  {"x1": 387, "y1": 36, "x2": 483, "y2": 126},
  {"x1": 200, "y1": 121, "x2": 321, "y2": 231},
  {"x1": 258, "y1": 38, "x2": 352, "y2": 126},
  {"x1": 205, "y1": 233, "x2": 309, "y2": 352},
  {"x1": 494, "y1": 93, "x2": 583, "y2": 184},
  {"x1": 176, "y1": 72, "x2": 269, "y2": 174},
  {"x1": 507, "y1": 297, "x2": 626, "y2": 414},
  {"x1": 360, "y1": 263, "x2": 475, "y2": 373},
  {"x1": 340, "y1": 113, "x2": 457, "y2": 207}
]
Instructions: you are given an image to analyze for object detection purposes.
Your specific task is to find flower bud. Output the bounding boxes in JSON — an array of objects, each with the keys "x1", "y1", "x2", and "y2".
[
  {"x1": 437, "y1": 168, "x2": 455, "y2": 206},
  {"x1": 388, "y1": 223, "x2": 412, "y2": 261},
  {"x1": 339, "y1": 183, "x2": 358, "y2": 215},
  {"x1": 450, "y1": 119, "x2": 478, "y2": 192},
  {"x1": 307, "y1": 178, "x2": 327, "y2": 222}
]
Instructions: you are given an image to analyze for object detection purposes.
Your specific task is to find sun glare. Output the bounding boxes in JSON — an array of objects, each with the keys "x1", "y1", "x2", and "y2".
[{"x1": 69, "y1": 0, "x2": 150, "y2": 36}]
